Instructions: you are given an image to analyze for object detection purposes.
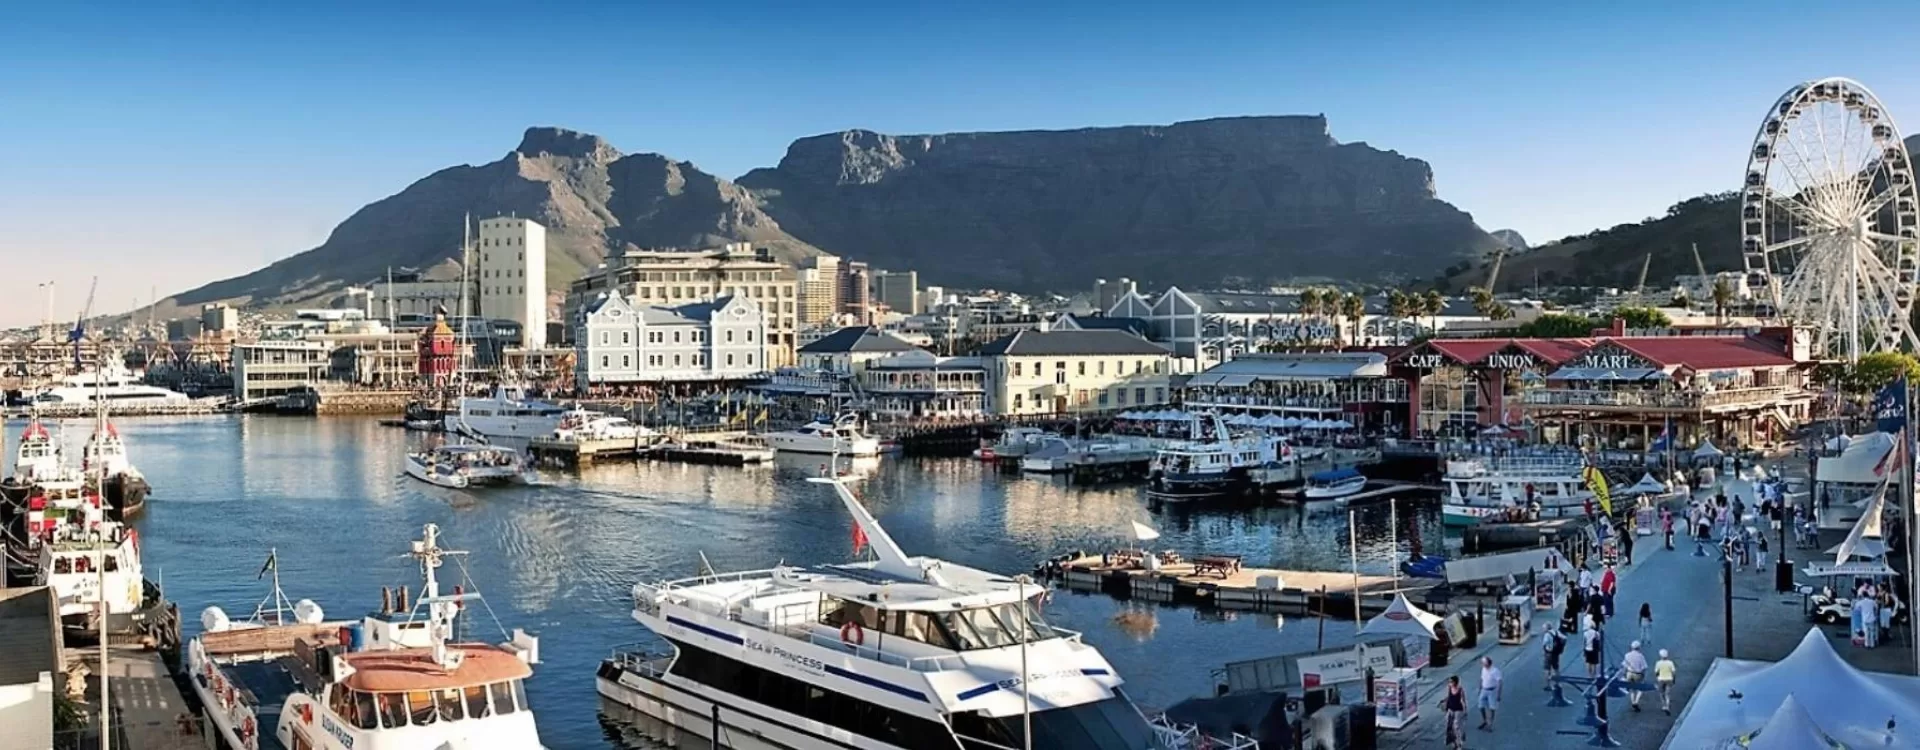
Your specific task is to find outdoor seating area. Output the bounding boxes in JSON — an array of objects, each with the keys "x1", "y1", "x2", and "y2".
[{"x1": 1193, "y1": 554, "x2": 1243, "y2": 578}]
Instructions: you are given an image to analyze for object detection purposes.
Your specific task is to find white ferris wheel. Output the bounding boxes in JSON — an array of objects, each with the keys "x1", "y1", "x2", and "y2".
[{"x1": 1741, "y1": 77, "x2": 1920, "y2": 362}]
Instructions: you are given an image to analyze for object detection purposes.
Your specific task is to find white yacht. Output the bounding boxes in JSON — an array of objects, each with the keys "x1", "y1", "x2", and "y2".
[
  {"x1": 186, "y1": 524, "x2": 545, "y2": 750},
  {"x1": 598, "y1": 477, "x2": 1214, "y2": 750},
  {"x1": 405, "y1": 444, "x2": 537, "y2": 489},
  {"x1": 33, "y1": 363, "x2": 187, "y2": 406},
  {"x1": 83, "y1": 418, "x2": 148, "y2": 517},
  {"x1": 973, "y1": 427, "x2": 1055, "y2": 461},
  {"x1": 1441, "y1": 453, "x2": 1595, "y2": 526},
  {"x1": 550, "y1": 409, "x2": 657, "y2": 443},
  {"x1": 446, "y1": 384, "x2": 567, "y2": 439},
  {"x1": 765, "y1": 414, "x2": 881, "y2": 457}
]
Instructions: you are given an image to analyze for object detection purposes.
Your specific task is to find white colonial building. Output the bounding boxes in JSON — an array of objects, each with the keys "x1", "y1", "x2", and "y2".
[
  {"x1": 857, "y1": 350, "x2": 986, "y2": 420},
  {"x1": 977, "y1": 329, "x2": 1173, "y2": 416},
  {"x1": 1104, "y1": 287, "x2": 1486, "y2": 368},
  {"x1": 574, "y1": 290, "x2": 766, "y2": 387},
  {"x1": 796, "y1": 326, "x2": 922, "y2": 374}
]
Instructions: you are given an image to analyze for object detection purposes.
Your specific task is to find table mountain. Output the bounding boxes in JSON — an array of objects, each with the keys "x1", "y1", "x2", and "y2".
[
  {"x1": 739, "y1": 115, "x2": 1500, "y2": 291},
  {"x1": 169, "y1": 127, "x2": 822, "y2": 311},
  {"x1": 162, "y1": 117, "x2": 1494, "y2": 317}
]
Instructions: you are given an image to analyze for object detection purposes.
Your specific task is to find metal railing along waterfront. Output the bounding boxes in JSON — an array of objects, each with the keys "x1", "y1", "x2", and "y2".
[
  {"x1": 1520, "y1": 385, "x2": 1805, "y2": 411},
  {"x1": 633, "y1": 571, "x2": 1086, "y2": 674}
]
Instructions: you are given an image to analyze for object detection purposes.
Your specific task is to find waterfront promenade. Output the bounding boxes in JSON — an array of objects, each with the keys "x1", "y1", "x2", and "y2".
[{"x1": 1380, "y1": 473, "x2": 1913, "y2": 749}]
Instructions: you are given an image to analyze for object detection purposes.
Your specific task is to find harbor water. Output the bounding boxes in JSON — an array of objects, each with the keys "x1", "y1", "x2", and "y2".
[{"x1": 15, "y1": 415, "x2": 1445, "y2": 749}]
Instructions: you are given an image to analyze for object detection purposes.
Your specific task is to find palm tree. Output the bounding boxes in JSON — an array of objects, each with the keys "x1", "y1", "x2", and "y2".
[
  {"x1": 1421, "y1": 290, "x2": 1446, "y2": 335},
  {"x1": 1341, "y1": 293, "x2": 1367, "y2": 346},
  {"x1": 1468, "y1": 286, "x2": 1496, "y2": 318},
  {"x1": 1387, "y1": 289, "x2": 1413, "y2": 343},
  {"x1": 1710, "y1": 277, "x2": 1734, "y2": 324}
]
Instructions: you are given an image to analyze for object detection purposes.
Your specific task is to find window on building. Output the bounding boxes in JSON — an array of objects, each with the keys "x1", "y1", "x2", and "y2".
[
  {"x1": 726, "y1": 330, "x2": 735, "y2": 343},
  {"x1": 1098, "y1": 390, "x2": 1109, "y2": 406},
  {"x1": 1116, "y1": 389, "x2": 1127, "y2": 405},
  {"x1": 1013, "y1": 362, "x2": 1022, "y2": 377},
  {"x1": 674, "y1": 355, "x2": 682, "y2": 367},
  {"x1": 1135, "y1": 387, "x2": 1146, "y2": 404},
  {"x1": 748, "y1": 330, "x2": 755, "y2": 342},
  {"x1": 673, "y1": 331, "x2": 682, "y2": 343},
  {"x1": 622, "y1": 355, "x2": 631, "y2": 368},
  {"x1": 1154, "y1": 387, "x2": 1165, "y2": 403},
  {"x1": 1135, "y1": 361, "x2": 1144, "y2": 374},
  {"x1": 1097, "y1": 361, "x2": 1105, "y2": 375},
  {"x1": 600, "y1": 356, "x2": 608, "y2": 368},
  {"x1": 621, "y1": 331, "x2": 631, "y2": 345},
  {"x1": 747, "y1": 353, "x2": 755, "y2": 366},
  {"x1": 600, "y1": 331, "x2": 609, "y2": 346},
  {"x1": 727, "y1": 353, "x2": 735, "y2": 367},
  {"x1": 1013, "y1": 393, "x2": 1023, "y2": 409}
]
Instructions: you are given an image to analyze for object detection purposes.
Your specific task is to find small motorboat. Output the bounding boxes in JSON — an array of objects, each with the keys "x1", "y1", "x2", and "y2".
[
  {"x1": 1400, "y1": 554, "x2": 1447, "y2": 579},
  {"x1": 405, "y1": 443, "x2": 536, "y2": 489},
  {"x1": 1301, "y1": 467, "x2": 1367, "y2": 500}
]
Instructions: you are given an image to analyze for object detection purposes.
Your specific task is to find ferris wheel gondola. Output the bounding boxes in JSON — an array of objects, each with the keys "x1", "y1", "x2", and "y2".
[{"x1": 1741, "y1": 77, "x2": 1920, "y2": 362}]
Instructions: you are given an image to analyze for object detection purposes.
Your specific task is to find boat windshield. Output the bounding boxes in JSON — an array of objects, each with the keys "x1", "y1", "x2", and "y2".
[
  {"x1": 822, "y1": 599, "x2": 1056, "y2": 651},
  {"x1": 952, "y1": 694, "x2": 1155, "y2": 750}
]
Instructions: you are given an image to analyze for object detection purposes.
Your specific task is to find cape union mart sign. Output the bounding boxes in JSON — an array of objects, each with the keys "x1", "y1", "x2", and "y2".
[{"x1": 1404, "y1": 352, "x2": 1537, "y2": 370}]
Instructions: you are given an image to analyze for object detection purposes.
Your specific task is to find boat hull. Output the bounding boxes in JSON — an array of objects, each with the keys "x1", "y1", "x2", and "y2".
[
  {"x1": 105, "y1": 473, "x2": 148, "y2": 519},
  {"x1": 765, "y1": 434, "x2": 880, "y2": 457},
  {"x1": 1302, "y1": 478, "x2": 1367, "y2": 501},
  {"x1": 446, "y1": 413, "x2": 565, "y2": 439},
  {"x1": 1150, "y1": 470, "x2": 1250, "y2": 500},
  {"x1": 405, "y1": 458, "x2": 471, "y2": 489},
  {"x1": 598, "y1": 663, "x2": 912, "y2": 750}
]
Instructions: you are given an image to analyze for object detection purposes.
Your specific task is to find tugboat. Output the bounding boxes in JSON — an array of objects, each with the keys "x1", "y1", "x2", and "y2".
[
  {"x1": 1148, "y1": 413, "x2": 1291, "y2": 500},
  {"x1": 82, "y1": 417, "x2": 148, "y2": 518},
  {"x1": 598, "y1": 476, "x2": 1229, "y2": 749},
  {"x1": 0, "y1": 417, "x2": 63, "y2": 507},
  {"x1": 19, "y1": 474, "x2": 170, "y2": 640},
  {"x1": 185, "y1": 523, "x2": 545, "y2": 750}
]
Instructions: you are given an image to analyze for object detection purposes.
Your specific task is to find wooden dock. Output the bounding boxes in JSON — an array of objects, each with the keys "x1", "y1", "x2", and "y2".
[
  {"x1": 1045, "y1": 554, "x2": 1443, "y2": 617},
  {"x1": 528, "y1": 435, "x2": 656, "y2": 466}
]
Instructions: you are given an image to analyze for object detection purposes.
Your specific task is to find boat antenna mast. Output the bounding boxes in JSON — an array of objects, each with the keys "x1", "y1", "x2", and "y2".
[{"x1": 405, "y1": 523, "x2": 470, "y2": 670}]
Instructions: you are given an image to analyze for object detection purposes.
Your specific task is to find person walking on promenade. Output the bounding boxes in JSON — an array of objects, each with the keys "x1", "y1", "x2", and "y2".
[
  {"x1": 1440, "y1": 675, "x2": 1468, "y2": 749},
  {"x1": 1577, "y1": 564, "x2": 1594, "y2": 598},
  {"x1": 1654, "y1": 649, "x2": 1677, "y2": 714},
  {"x1": 1622, "y1": 641, "x2": 1651, "y2": 711},
  {"x1": 1542, "y1": 623, "x2": 1566, "y2": 687},
  {"x1": 1620, "y1": 522, "x2": 1635, "y2": 566},
  {"x1": 1756, "y1": 533, "x2": 1769, "y2": 572},
  {"x1": 1662, "y1": 509, "x2": 1675, "y2": 550},
  {"x1": 1600, "y1": 564, "x2": 1618, "y2": 618},
  {"x1": 1477, "y1": 656, "x2": 1503, "y2": 732},
  {"x1": 1583, "y1": 621, "x2": 1603, "y2": 678},
  {"x1": 1639, "y1": 602, "x2": 1653, "y2": 646}
]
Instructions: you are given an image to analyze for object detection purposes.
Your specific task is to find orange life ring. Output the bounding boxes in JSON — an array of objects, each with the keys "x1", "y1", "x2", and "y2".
[{"x1": 839, "y1": 621, "x2": 865, "y2": 646}]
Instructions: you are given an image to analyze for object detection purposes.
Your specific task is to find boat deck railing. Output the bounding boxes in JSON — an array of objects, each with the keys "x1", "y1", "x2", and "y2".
[
  {"x1": 1148, "y1": 715, "x2": 1261, "y2": 749},
  {"x1": 606, "y1": 642, "x2": 675, "y2": 678}
]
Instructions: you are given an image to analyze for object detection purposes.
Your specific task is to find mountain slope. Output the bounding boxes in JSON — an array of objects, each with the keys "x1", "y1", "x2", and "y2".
[
  {"x1": 1443, "y1": 134, "x2": 1920, "y2": 293},
  {"x1": 168, "y1": 127, "x2": 821, "y2": 311},
  {"x1": 739, "y1": 116, "x2": 1500, "y2": 291}
]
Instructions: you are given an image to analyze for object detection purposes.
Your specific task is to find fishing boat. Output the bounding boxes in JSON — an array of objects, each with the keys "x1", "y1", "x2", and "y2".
[
  {"x1": 1300, "y1": 467, "x2": 1367, "y2": 500},
  {"x1": 598, "y1": 476, "x2": 1218, "y2": 749},
  {"x1": 1440, "y1": 454, "x2": 1594, "y2": 526},
  {"x1": 18, "y1": 475, "x2": 168, "y2": 637},
  {"x1": 1148, "y1": 414, "x2": 1292, "y2": 499},
  {"x1": 764, "y1": 413, "x2": 881, "y2": 457},
  {"x1": 0, "y1": 417, "x2": 64, "y2": 506},
  {"x1": 405, "y1": 444, "x2": 537, "y2": 489},
  {"x1": 185, "y1": 524, "x2": 545, "y2": 750},
  {"x1": 82, "y1": 418, "x2": 148, "y2": 518}
]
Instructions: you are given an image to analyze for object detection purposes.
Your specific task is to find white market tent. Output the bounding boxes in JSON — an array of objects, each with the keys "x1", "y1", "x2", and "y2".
[
  {"x1": 1662, "y1": 627, "x2": 1920, "y2": 748},
  {"x1": 1825, "y1": 537, "x2": 1891, "y2": 562},
  {"x1": 1816, "y1": 431, "x2": 1897, "y2": 485},
  {"x1": 1356, "y1": 593, "x2": 1443, "y2": 640},
  {"x1": 1743, "y1": 695, "x2": 1843, "y2": 750},
  {"x1": 1624, "y1": 473, "x2": 1669, "y2": 495},
  {"x1": 1693, "y1": 440, "x2": 1724, "y2": 460}
]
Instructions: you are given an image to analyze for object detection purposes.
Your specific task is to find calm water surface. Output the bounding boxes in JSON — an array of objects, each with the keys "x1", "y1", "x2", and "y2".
[{"x1": 9, "y1": 416, "x2": 1443, "y2": 749}]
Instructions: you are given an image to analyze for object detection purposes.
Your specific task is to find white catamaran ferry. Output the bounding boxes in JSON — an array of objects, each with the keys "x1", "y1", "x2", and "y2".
[
  {"x1": 186, "y1": 524, "x2": 544, "y2": 750},
  {"x1": 405, "y1": 443, "x2": 537, "y2": 489},
  {"x1": 1441, "y1": 453, "x2": 1595, "y2": 526},
  {"x1": 598, "y1": 477, "x2": 1227, "y2": 749}
]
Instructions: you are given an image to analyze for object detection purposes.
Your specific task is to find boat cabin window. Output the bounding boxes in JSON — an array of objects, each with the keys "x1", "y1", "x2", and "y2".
[
  {"x1": 820, "y1": 598, "x2": 1053, "y2": 651},
  {"x1": 436, "y1": 688, "x2": 464, "y2": 722},
  {"x1": 377, "y1": 692, "x2": 407, "y2": 728},
  {"x1": 407, "y1": 690, "x2": 438, "y2": 725},
  {"x1": 951, "y1": 694, "x2": 1155, "y2": 750},
  {"x1": 351, "y1": 690, "x2": 378, "y2": 730},
  {"x1": 463, "y1": 685, "x2": 491, "y2": 719},
  {"x1": 489, "y1": 680, "x2": 522, "y2": 715}
]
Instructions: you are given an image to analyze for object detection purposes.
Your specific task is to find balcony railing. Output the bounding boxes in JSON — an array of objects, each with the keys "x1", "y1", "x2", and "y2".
[{"x1": 1520, "y1": 386, "x2": 1805, "y2": 411}]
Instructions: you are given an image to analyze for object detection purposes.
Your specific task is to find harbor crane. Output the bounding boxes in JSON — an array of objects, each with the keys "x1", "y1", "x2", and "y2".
[{"x1": 70, "y1": 275, "x2": 97, "y2": 370}]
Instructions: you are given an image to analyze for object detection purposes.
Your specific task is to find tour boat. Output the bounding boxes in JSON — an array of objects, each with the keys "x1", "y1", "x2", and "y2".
[
  {"x1": 1440, "y1": 454, "x2": 1594, "y2": 526},
  {"x1": 1148, "y1": 414, "x2": 1292, "y2": 499},
  {"x1": 1300, "y1": 467, "x2": 1368, "y2": 500},
  {"x1": 20, "y1": 476, "x2": 168, "y2": 637},
  {"x1": 550, "y1": 409, "x2": 658, "y2": 444},
  {"x1": 186, "y1": 524, "x2": 545, "y2": 750},
  {"x1": 597, "y1": 476, "x2": 1214, "y2": 750},
  {"x1": 32, "y1": 362, "x2": 188, "y2": 407},
  {"x1": 764, "y1": 413, "x2": 881, "y2": 457},
  {"x1": 445, "y1": 384, "x2": 567, "y2": 439},
  {"x1": 405, "y1": 444, "x2": 537, "y2": 489},
  {"x1": 82, "y1": 418, "x2": 148, "y2": 518},
  {"x1": 973, "y1": 426, "x2": 1055, "y2": 461}
]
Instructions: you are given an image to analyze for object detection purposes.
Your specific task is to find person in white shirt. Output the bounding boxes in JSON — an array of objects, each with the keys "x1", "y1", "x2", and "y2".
[
  {"x1": 1621, "y1": 641, "x2": 1651, "y2": 710},
  {"x1": 1583, "y1": 624, "x2": 1602, "y2": 678},
  {"x1": 1577, "y1": 565, "x2": 1594, "y2": 595},
  {"x1": 1477, "y1": 656, "x2": 1503, "y2": 732}
]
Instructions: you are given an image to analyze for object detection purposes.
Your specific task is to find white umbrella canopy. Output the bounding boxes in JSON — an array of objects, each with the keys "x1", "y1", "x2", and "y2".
[
  {"x1": 1357, "y1": 593, "x2": 1443, "y2": 639},
  {"x1": 1742, "y1": 695, "x2": 1842, "y2": 750},
  {"x1": 1256, "y1": 414, "x2": 1288, "y2": 428},
  {"x1": 1624, "y1": 473, "x2": 1668, "y2": 495},
  {"x1": 1279, "y1": 416, "x2": 1303, "y2": 428},
  {"x1": 1225, "y1": 413, "x2": 1256, "y2": 426}
]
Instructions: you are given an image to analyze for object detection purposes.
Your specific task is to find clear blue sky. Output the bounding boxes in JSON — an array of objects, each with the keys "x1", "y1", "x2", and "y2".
[{"x1": 2, "y1": 0, "x2": 1917, "y2": 328}]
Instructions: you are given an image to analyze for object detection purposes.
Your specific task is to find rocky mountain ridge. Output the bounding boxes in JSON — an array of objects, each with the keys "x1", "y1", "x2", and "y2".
[{"x1": 164, "y1": 117, "x2": 1498, "y2": 315}]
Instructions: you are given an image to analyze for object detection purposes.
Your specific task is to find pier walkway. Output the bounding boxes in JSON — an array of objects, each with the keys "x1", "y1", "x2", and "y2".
[
  {"x1": 1378, "y1": 473, "x2": 1911, "y2": 749},
  {"x1": 80, "y1": 645, "x2": 198, "y2": 750}
]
